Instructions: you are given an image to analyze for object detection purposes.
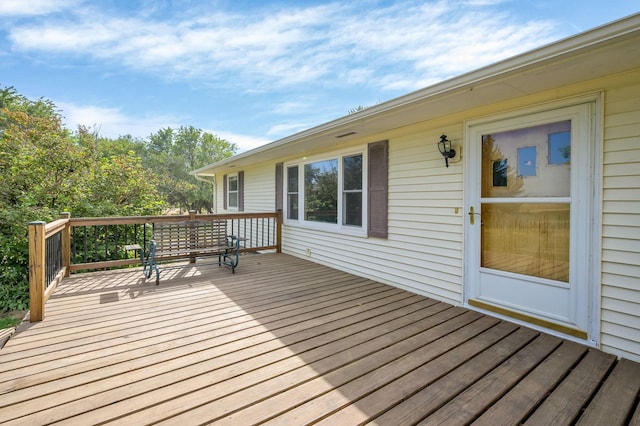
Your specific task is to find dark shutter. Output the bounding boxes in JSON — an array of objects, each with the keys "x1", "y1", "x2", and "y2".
[
  {"x1": 223, "y1": 174, "x2": 228, "y2": 210},
  {"x1": 275, "y1": 162, "x2": 283, "y2": 211},
  {"x1": 368, "y1": 140, "x2": 388, "y2": 238},
  {"x1": 238, "y1": 171, "x2": 245, "y2": 212}
]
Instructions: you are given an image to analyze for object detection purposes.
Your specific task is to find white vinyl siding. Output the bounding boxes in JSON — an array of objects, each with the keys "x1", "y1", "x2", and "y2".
[
  {"x1": 242, "y1": 163, "x2": 272, "y2": 212},
  {"x1": 217, "y1": 164, "x2": 273, "y2": 213},
  {"x1": 386, "y1": 130, "x2": 463, "y2": 302},
  {"x1": 600, "y1": 73, "x2": 640, "y2": 361},
  {"x1": 282, "y1": 131, "x2": 464, "y2": 305}
]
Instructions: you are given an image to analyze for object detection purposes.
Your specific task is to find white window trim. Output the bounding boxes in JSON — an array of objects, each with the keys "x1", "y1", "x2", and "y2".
[
  {"x1": 227, "y1": 173, "x2": 239, "y2": 211},
  {"x1": 283, "y1": 146, "x2": 368, "y2": 237}
]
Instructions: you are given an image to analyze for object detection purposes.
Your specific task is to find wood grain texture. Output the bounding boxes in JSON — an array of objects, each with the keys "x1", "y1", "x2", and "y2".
[{"x1": 2, "y1": 253, "x2": 639, "y2": 425}]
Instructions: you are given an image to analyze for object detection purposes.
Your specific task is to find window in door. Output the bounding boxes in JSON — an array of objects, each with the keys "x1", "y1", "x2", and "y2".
[{"x1": 481, "y1": 120, "x2": 571, "y2": 282}]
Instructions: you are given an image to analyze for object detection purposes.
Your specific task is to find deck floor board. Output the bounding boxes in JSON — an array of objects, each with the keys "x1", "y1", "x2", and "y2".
[
  {"x1": 1, "y1": 253, "x2": 639, "y2": 425},
  {"x1": 369, "y1": 325, "x2": 539, "y2": 425}
]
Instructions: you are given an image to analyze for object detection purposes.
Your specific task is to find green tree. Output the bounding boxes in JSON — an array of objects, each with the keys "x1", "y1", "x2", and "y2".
[
  {"x1": 0, "y1": 85, "x2": 166, "y2": 312},
  {"x1": 146, "y1": 126, "x2": 237, "y2": 212},
  {"x1": 0, "y1": 92, "x2": 84, "y2": 311},
  {"x1": 0, "y1": 95, "x2": 90, "y2": 212},
  {"x1": 74, "y1": 151, "x2": 165, "y2": 217},
  {"x1": 0, "y1": 84, "x2": 239, "y2": 313},
  {"x1": 96, "y1": 132, "x2": 146, "y2": 159}
]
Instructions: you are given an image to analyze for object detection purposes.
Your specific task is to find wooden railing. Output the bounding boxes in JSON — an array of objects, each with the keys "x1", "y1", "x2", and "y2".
[
  {"x1": 28, "y1": 213, "x2": 71, "y2": 322},
  {"x1": 29, "y1": 211, "x2": 282, "y2": 321}
]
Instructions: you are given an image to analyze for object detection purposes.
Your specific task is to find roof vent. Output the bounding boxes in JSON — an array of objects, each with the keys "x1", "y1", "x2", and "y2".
[{"x1": 336, "y1": 131, "x2": 357, "y2": 138}]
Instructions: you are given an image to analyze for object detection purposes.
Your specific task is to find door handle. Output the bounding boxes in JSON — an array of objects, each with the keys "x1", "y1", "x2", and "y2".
[{"x1": 469, "y1": 206, "x2": 481, "y2": 225}]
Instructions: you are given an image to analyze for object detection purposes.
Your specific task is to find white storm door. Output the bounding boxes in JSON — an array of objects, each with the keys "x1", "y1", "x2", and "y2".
[{"x1": 465, "y1": 103, "x2": 594, "y2": 337}]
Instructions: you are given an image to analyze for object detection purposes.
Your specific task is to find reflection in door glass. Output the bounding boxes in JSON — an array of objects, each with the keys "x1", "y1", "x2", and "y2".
[
  {"x1": 549, "y1": 131, "x2": 571, "y2": 164},
  {"x1": 492, "y1": 160, "x2": 508, "y2": 186},
  {"x1": 481, "y1": 120, "x2": 572, "y2": 283},
  {"x1": 481, "y1": 203, "x2": 570, "y2": 282},
  {"x1": 482, "y1": 120, "x2": 571, "y2": 198},
  {"x1": 518, "y1": 146, "x2": 537, "y2": 177}
]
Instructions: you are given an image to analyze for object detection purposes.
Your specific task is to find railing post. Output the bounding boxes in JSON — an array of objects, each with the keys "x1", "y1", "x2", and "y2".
[
  {"x1": 29, "y1": 221, "x2": 46, "y2": 322},
  {"x1": 61, "y1": 212, "x2": 71, "y2": 277},
  {"x1": 276, "y1": 209, "x2": 282, "y2": 253},
  {"x1": 189, "y1": 210, "x2": 196, "y2": 264}
]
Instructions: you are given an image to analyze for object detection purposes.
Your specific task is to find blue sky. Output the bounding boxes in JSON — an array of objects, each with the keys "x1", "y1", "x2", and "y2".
[{"x1": 1, "y1": 1, "x2": 638, "y2": 152}]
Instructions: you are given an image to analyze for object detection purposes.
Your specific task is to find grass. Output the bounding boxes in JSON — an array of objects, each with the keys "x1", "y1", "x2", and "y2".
[{"x1": 0, "y1": 311, "x2": 25, "y2": 329}]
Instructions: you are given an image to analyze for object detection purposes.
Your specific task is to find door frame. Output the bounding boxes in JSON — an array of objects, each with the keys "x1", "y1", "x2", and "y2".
[{"x1": 463, "y1": 93, "x2": 603, "y2": 346}]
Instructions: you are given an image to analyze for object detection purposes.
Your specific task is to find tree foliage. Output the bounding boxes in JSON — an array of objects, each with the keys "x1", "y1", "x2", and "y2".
[
  {"x1": 146, "y1": 126, "x2": 236, "y2": 212},
  {"x1": 0, "y1": 85, "x2": 235, "y2": 312}
]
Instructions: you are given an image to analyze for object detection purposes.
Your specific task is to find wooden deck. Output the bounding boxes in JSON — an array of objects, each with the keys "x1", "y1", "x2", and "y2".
[{"x1": 1, "y1": 253, "x2": 639, "y2": 425}]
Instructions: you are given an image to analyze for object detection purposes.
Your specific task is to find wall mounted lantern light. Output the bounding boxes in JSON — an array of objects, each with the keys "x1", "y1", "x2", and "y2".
[{"x1": 438, "y1": 134, "x2": 456, "y2": 167}]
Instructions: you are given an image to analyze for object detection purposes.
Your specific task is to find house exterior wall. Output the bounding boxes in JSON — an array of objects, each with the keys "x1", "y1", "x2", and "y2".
[
  {"x1": 214, "y1": 67, "x2": 640, "y2": 361},
  {"x1": 241, "y1": 162, "x2": 275, "y2": 212},
  {"x1": 281, "y1": 128, "x2": 464, "y2": 302},
  {"x1": 600, "y1": 71, "x2": 640, "y2": 360},
  {"x1": 215, "y1": 162, "x2": 274, "y2": 213}
]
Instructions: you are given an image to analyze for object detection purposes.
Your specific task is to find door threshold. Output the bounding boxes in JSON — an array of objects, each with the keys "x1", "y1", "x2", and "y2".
[{"x1": 468, "y1": 299, "x2": 587, "y2": 340}]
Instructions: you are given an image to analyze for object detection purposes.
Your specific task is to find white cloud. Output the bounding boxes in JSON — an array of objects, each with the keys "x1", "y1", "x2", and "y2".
[
  {"x1": 463, "y1": 0, "x2": 508, "y2": 5},
  {"x1": 0, "y1": 0, "x2": 576, "y2": 152},
  {"x1": 272, "y1": 101, "x2": 316, "y2": 115},
  {"x1": 58, "y1": 102, "x2": 181, "y2": 139},
  {"x1": 6, "y1": 1, "x2": 561, "y2": 94},
  {"x1": 0, "y1": 0, "x2": 81, "y2": 16},
  {"x1": 213, "y1": 131, "x2": 271, "y2": 153}
]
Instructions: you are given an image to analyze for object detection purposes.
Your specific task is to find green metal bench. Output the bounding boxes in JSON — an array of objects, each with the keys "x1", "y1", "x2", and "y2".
[{"x1": 144, "y1": 219, "x2": 241, "y2": 285}]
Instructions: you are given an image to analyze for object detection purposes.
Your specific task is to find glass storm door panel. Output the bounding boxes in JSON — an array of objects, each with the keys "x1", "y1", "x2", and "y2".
[
  {"x1": 466, "y1": 103, "x2": 593, "y2": 336},
  {"x1": 481, "y1": 120, "x2": 571, "y2": 282}
]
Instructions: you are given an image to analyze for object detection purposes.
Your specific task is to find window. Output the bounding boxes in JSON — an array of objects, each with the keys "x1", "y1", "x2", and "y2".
[
  {"x1": 287, "y1": 166, "x2": 299, "y2": 220},
  {"x1": 223, "y1": 171, "x2": 244, "y2": 211},
  {"x1": 480, "y1": 120, "x2": 574, "y2": 280},
  {"x1": 283, "y1": 141, "x2": 388, "y2": 237},
  {"x1": 343, "y1": 154, "x2": 363, "y2": 226},
  {"x1": 227, "y1": 174, "x2": 238, "y2": 210},
  {"x1": 304, "y1": 159, "x2": 338, "y2": 224},
  {"x1": 285, "y1": 150, "x2": 366, "y2": 232},
  {"x1": 483, "y1": 121, "x2": 570, "y2": 198}
]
